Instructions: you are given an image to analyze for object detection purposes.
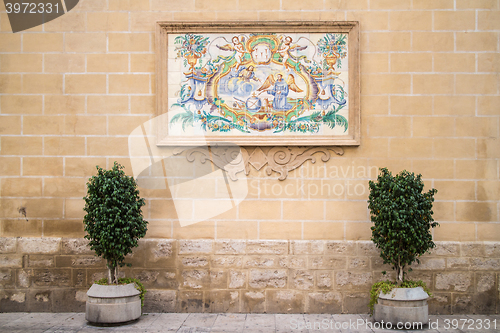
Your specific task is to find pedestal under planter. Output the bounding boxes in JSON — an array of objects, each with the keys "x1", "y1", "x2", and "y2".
[
  {"x1": 373, "y1": 287, "x2": 429, "y2": 327},
  {"x1": 86, "y1": 283, "x2": 141, "y2": 324}
]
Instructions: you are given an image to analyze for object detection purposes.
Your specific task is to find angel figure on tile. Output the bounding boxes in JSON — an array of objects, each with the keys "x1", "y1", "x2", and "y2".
[
  {"x1": 277, "y1": 36, "x2": 307, "y2": 70},
  {"x1": 217, "y1": 36, "x2": 247, "y2": 70},
  {"x1": 257, "y1": 73, "x2": 303, "y2": 111}
]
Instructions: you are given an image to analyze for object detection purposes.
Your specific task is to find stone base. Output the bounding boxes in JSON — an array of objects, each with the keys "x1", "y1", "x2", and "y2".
[
  {"x1": 85, "y1": 283, "x2": 141, "y2": 324},
  {"x1": 374, "y1": 287, "x2": 429, "y2": 327}
]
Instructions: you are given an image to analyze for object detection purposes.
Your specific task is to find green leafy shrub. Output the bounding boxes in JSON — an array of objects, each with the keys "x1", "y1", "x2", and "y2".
[
  {"x1": 369, "y1": 280, "x2": 431, "y2": 315},
  {"x1": 83, "y1": 162, "x2": 148, "y2": 285},
  {"x1": 368, "y1": 168, "x2": 438, "y2": 283},
  {"x1": 94, "y1": 277, "x2": 147, "y2": 307}
]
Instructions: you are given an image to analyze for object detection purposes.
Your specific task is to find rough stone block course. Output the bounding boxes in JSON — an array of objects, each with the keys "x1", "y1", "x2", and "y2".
[
  {"x1": 246, "y1": 240, "x2": 288, "y2": 255},
  {"x1": 55, "y1": 255, "x2": 103, "y2": 268},
  {"x1": 266, "y1": 290, "x2": 305, "y2": 313},
  {"x1": 0, "y1": 238, "x2": 17, "y2": 254},
  {"x1": 435, "y1": 272, "x2": 473, "y2": 292},
  {"x1": 447, "y1": 257, "x2": 471, "y2": 270},
  {"x1": 325, "y1": 240, "x2": 356, "y2": 255},
  {"x1": 243, "y1": 256, "x2": 277, "y2": 268},
  {"x1": 461, "y1": 243, "x2": 486, "y2": 257},
  {"x1": 18, "y1": 238, "x2": 60, "y2": 255},
  {"x1": 32, "y1": 269, "x2": 71, "y2": 287},
  {"x1": 180, "y1": 256, "x2": 209, "y2": 268},
  {"x1": 290, "y1": 240, "x2": 324, "y2": 255},
  {"x1": 335, "y1": 271, "x2": 372, "y2": 290},
  {"x1": 179, "y1": 240, "x2": 213, "y2": 255},
  {"x1": 470, "y1": 258, "x2": 500, "y2": 270},
  {"x1": 241, "y1": 290, "x2": 265, "y2": 313},
  {"x1": 229, "y1": 270, "x2": 247, "y2": 289},
  {"x1": 432, "y1": 242, "x2": 460, "y2": 256},
  {"x1": 307, "y1": 292, "x2": 342, "y2": 313},
  {"x1": 0, "y1": 255, "x2": 22, "y2": 268},
  {"x1": 308, "y1": 256, "x2": 347, "y2": 270},
  {"x1": 143, "y1": 289, "x2": 176, "y2": 313},
  {"x1": 211, "y1": 255, "x2": 243, "y2": 268},
  {"x1": 26, "y1": 255, "x2": 55, "y2": 268},
  {"x1": 214, "y1": 240, "x2": 246, "y2": 254},
  {"x1": 181, "y1": 269, "x2": 210, "y2": 289},
  {"x1": 290, "y1": 269, "x2": 314, "y2": 290},
  {"x1": 249, "y1": 269, "x2": 288, "y2": 289}
]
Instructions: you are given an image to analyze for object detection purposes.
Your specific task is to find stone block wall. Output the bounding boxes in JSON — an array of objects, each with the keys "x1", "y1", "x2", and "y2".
[{"x1": 1, "y1": 237, "x2": 499, "y2": 314}]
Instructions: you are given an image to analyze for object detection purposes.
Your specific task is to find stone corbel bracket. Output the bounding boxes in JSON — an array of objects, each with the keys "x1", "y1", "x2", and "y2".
[{"x1": 173, "y1": 146, "x2": 344, "y2": 181}]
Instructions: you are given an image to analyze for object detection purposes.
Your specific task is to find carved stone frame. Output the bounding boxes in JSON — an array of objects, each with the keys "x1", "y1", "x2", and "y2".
[{"x1": 155, "y1": 21, "x2": 360, "y2": 147}]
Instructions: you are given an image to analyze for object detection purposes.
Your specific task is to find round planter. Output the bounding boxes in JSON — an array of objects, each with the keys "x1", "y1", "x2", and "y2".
[
  {"x1": 86, "y1": 283, "x2": 141, "y2": 324},
  {"x1": 373, "y1": 287, "x2": 429, "y2": 327}
]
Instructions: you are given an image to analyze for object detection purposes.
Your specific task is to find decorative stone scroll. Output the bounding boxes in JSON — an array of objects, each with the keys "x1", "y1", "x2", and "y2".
[{"x1": 173, "y1": 146, "x2": 344, "y2": 181}]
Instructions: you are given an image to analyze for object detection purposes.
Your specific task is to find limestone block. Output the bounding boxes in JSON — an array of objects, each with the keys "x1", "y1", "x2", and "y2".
[
  {"x1": 278, "y1": 256, "x2": 307, "y2": 269},
  {"x1": 249, "y1": 269, "x2": 287, "y2": 289},
  {"x1": 207, "y1": 290, "x2": 239, "y2": 312},
  {"x1": 335, "y1": 271, "x2": 372, "y2": 290},
  {"x1": 428, "y1": 292, "x2": 452, "y2": 315},
  {"x1": 210, "y1": 270, "x2": 227, "y2": 289},
  {"x1": 243, "y1": 256, "x2": 277, "y2": 268},
  {"x1": 0, "y1": 290, "x2": 27, "y2": 312},
  {"x1": 178, "y1": 291, "x2": 204, "y2": 312},
  {"x1": 211, "y1": 255, "x2": 242, "y2": 268},
  {"x1": 179, "y1": 240, "x2": 213, "y2": 255},
  {"x1": 473, "y1": 273, "x2": 497, "y2": 314},
  {"x1": 130, "y1": 239, "x2": 176, "y2": 268},
  {"x1": 325, "y1": 240, "x2": 356, "y2": 255},
  {"x1": 143, "y1": 289, "x2": 176, "y2": 313},
  {"x1": 307, "y1": 292, "x2": 342, "y2": 313},
  {"x1": 0, "y1": 238, "x2": 17, "y2": 253},
  {"x1": 485, "y1": 242, "x2": 500, "y2": 257},
  {"x1": 471, "y1": 258, "x2": 500, "y2": 270},
  {"x1": 447, "y1": 257, "x2": 471, "y2": 269},
  {"x1": 309, "y1": 256, "x2": 347, "y2": 270},
  {"x1": 246, "y1": 240, "x2": 288, "y2": 255},
  {"x1": 27, "y1": 289, "x2": 52, "y2": 312},
  {"x1": 432, "y1": 242, "x2": 460, "y2": 256},
  {"x1": 181, "y1": 269, "x2": 209, "y2": 289},
  {"x1": 343, "y1": 292, "x2": 370, "y2": 313},
  {"x1": 27, "y1": 255, "x2": 55, "y2": 268},
  {"x1": 52, "y1": 288, "x2": 87, "y2": 312},
  {"x1": 452, "y1": 293, "x2": 473, "y2": 314},
  {"x1": 17, "y1": 269, "x2": 31, "y2": 288},
  {"x1": 214, "y1": 240, "x2": 246, "y2": 254},
  {"x1": 55, "y1": 255, "x2": 103, "y2": 268},
  {"x1": 316, "y1": 271, "x2": 333, "y2": 290},
  {"x1": 349, "y1": 257, "x2": 370, "y2": 270},
  {"x1": 33, "y1": 269, "x2": 71, "y2": 287},
  {"x1": 435, "y1": 272, "x2": 472, "y2": 292},
  {"x1": 180, "y1": 256, "x2": 209, "y2": 268},
  {"x1": 266, "y1": 290, "x2": 304, "y2": 313},
  {"x1": 0, "y1": 269, "x2": 15, "y2": 288},
  {"x1": 290, "y1": 270, "x2": 314, "y2": 290},
  {"x1": 412, "y1": 258, "x2": 446, "y2": 270},
  {"x1": 0, "y1": 255, "x2": 22, "y2": 268},
  {"x1": 133, "y1": 269, "x2": 178, "y2": 289},
  {"x1": 241, "y1": 290, "x2": 265, "y2": 313},
  {"x1": 290, "y1": 240, "x2": 324, "y2": 255},
  {"x1": 229, "y1": 270, "x2": 247, "y2": 289},
  {"x1": 357, "y1": 241, "x2": 379, "y2": 256},
  {"x1": 18, "y1": 237, "x2": 60, "y2": 254},
  {"x1": 461, "y1": 243, "x2": 485, "y2": 257}
]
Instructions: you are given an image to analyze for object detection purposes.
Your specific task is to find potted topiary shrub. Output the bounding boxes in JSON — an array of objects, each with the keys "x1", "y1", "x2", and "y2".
[
  {"x1": 83, "y1": 162, "x2": 148, "y2": 324},
  {"x1": 368, "y1": 168, "x2": 438, "y2": 328}
]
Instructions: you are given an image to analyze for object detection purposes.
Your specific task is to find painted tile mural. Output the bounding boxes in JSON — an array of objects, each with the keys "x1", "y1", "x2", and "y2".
[{"x1": 167, "y1": 32, "x2": 349, "y2": 138}]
